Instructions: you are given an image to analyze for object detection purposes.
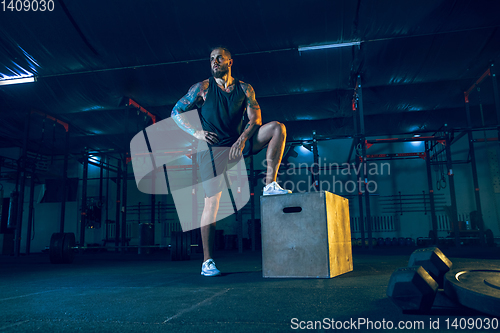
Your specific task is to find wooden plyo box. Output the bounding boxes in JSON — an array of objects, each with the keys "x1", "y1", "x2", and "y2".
[{"x1": 261, "y1": 191, "x2": 353, "y2": 278}]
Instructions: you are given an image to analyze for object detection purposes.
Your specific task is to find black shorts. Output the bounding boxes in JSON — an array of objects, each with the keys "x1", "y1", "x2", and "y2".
[{"x1": 196, "y1": 138, "x2": 259, "y2": 198}]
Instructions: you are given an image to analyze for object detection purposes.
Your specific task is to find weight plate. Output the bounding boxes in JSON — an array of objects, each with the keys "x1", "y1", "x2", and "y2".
[
  {"x1": 62, "y1": 233, "x2": 76, "y2": 264},
  {"x1": 444, "y1": 268, "x2": 500, "y2": 317},
  {"x1": 49, "y1": 233, "x2": 64, "y2": 264}
]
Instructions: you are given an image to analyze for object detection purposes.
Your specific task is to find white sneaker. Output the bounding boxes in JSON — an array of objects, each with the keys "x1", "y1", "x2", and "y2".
[
  {"x1": 201, "y1": 259, "x2": 221, "y2": 277},
  {"x1": 263, "y1": 181, "x2": 292, "y2": 196}
]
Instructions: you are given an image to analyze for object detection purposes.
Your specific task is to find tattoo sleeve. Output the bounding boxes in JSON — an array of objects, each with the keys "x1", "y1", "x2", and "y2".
[
  {"x1": 245, "y1": 84, "x2": 261, "y2": 112},
  {"x1": 239, "y1": 83, "x2": 262, "y2": 141},
  {"x1": 171, "y1": 82, "x2": 205, "y2": 135}
]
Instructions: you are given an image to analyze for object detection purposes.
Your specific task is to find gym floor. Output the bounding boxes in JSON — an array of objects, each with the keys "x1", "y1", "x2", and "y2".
[{"x1": 0, "y1": 247, "x2": 499, "y2": 332}]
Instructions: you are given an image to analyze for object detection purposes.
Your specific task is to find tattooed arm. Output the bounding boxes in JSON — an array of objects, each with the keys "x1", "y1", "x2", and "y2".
[
  {"x1": 241, "y1": 82, "x2": 263, "y2": 140},
  {"x1": 171, "y1": 80, "x2": 218, "y2": 144},
  {"x1": 229, "y1": 82, "x2": 263, "y2": 159}
]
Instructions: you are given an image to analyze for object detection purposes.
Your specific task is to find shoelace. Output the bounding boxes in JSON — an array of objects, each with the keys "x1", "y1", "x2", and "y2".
[{"x1": 264, "y1": 182, "x2": 281, "y2": 192}]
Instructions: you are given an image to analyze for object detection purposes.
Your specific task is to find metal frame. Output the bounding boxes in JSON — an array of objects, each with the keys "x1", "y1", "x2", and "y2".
[
  {"x1": 13, "y1": 110, "x2": 70, "y2": 256},
  {"x1": 352, "y1": 75, "x2": 373, "y2": 249}
]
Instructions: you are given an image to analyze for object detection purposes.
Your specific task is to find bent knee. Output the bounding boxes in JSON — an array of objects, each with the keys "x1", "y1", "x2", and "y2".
[
  {"x1": 204, "y1": 192, "x2": 222, "y2": 207},
  {"x1": 272, "y1": 121, "x2": 286, "y2": 136}
]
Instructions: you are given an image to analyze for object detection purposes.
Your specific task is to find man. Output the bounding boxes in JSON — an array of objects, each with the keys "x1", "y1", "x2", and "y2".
[{"x1": 171, "y1": 47, "x2": 290, "y2": 277}]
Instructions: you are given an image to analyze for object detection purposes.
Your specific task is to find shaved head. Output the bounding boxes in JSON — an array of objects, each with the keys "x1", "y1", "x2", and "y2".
[{"x1": 210, "y1": 46, "x2": 232, "y2": 60}]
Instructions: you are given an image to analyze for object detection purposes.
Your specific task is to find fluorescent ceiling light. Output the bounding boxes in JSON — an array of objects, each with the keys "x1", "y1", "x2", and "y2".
[
  {"x1": 0, "y1": 76, "x2": 36, "y2": 86},
  {"x1": 88, "y1": 155, "x2": 100, "y2": 164},
  {"x1": 298, "y1": 41, "x2": 361, "y2": 52}
]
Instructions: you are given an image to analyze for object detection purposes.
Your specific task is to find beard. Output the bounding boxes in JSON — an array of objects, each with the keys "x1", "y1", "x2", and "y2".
[{"x1": 211, "y1": 63, "x2": 229, "y2": 78}]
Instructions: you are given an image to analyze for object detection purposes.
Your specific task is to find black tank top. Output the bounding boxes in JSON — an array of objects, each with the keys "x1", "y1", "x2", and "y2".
[{"x1": 199, "y1": 76, "x2": 247, "y2": 147}]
